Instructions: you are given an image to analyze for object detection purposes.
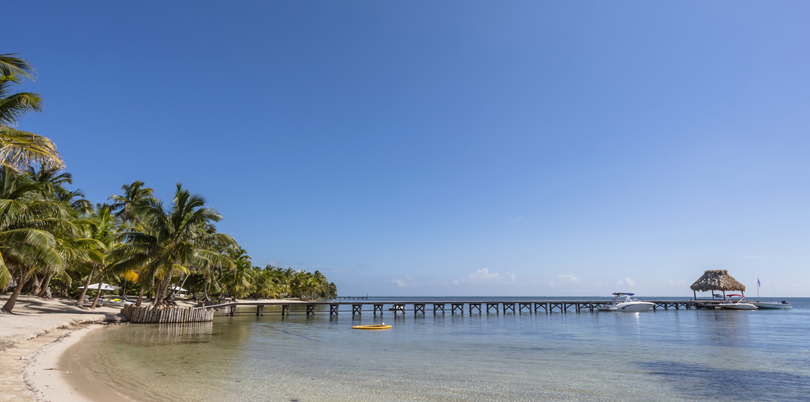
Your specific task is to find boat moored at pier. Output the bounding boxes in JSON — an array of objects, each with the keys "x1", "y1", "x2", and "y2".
[
  {"x1": 754, "y1": 301, "x2": 792, "y2": 310},
  {"x1": 597, "y1": 293, "x2": 655, "y2": 312},
  {"x1": 718, "y1": 294, "x2": 758, "y2": 310}
]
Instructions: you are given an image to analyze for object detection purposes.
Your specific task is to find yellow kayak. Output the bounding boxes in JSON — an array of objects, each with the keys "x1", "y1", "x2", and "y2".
[{"x1": 352, "y1": 324, "x2": 392, "y2": 330}]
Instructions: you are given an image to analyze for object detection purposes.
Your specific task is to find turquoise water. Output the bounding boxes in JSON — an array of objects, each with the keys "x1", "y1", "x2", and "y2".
[{"x1": 75, "y1": 297, "x2": 810, "y2": 402}]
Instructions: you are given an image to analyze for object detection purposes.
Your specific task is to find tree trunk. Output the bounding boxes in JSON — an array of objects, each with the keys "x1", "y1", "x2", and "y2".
[
  {"x1": 153, "y1": 270, "x2": 173, "y2": 307},
  {"x1": 31, "y1": 274, "x2": 42, "y2": 296},
  {"x1": 203, "y1": 278, "x2": 210, "y2": 302},
  {"x1": 37, "y1": 272, "x2": 54, "y2": 298},
  {"x1": 136, "y1": 287, "x2": 144, "y2": 307},
  {"x1": 177, "y1": 275, "x2": 189, "y2": 299},
  {"x1": 90, "y1": 279, "x2": 104, "y2": 309},
  {"x1": 75, "y1": 266, "x2": 96, "y2": 305},
  {"x1": 2, "y1": 269, "x2": 32, "y2": 313}
]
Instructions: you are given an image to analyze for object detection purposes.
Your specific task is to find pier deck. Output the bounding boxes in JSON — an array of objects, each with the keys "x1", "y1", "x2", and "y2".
[{"x1": 205, "y1": 299, "x2": 728, "y2": 317}]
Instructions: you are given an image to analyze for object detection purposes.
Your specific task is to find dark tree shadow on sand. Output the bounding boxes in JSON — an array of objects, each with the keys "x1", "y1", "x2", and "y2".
[{"x1": 638, "y1": 361, "x2": 810, "y2": 402}]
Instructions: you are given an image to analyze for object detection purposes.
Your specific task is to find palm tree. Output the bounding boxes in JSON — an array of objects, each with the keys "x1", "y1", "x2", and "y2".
[
  {"x1": 109, "y1": 181, "x2": 154, "y2": 223},
  {"x1": 109, "y1": 181, "x2": 154, "y2": 305},
  {"x1": 110, "y1": 184, "x2": 236, "y2": 307},
  {"x1": 0, "y1": 54, "x2": 63, "y2": 170},
  {"x1": 20, "y1": 166, "x2": 93, "y2": 298},
  {"x1": 0, "y1": 168, "x2": 70, "y2": 313},
  {"x1": 221, "y1": 247, "x2": 253, "y2": 298},
  {"x1": 73, "y1": 204, "x2": 121, "y2": 308}
]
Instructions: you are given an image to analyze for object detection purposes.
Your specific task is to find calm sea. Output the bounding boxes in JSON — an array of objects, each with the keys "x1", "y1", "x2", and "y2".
[{"x1": 68, "y1": 297, "x2": 810, "y2": 402}]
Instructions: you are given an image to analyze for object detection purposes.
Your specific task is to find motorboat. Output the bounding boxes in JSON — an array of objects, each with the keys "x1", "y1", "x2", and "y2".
[
  {"x1": 754, "y1": 301, "x2": 793, "y2": 310},
  {"x1": 352, "y1": 324, "x2": 392, "y2": 330},
  {"x1": 597, "y1": 293, "x2": 655, "y2": 312},
  {"x1": 718, "y1": 294, "x2": 758, "y2": 310}
]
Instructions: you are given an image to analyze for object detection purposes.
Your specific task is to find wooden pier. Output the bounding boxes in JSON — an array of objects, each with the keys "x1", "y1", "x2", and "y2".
[
  {"x1": 121, "y1": 299, "x2": 738, "y2": 323},
  {"x1": 202, "y1": 299, "x2": 727, "y2": 318}
]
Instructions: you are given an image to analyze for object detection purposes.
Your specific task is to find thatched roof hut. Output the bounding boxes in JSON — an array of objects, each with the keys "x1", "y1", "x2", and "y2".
[{"x1": 690, "y1": 270, "x2": 746, "y2": 299}]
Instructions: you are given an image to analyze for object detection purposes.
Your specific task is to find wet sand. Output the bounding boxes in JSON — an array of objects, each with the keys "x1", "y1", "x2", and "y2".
[
  {"x1": 0, "y1": 295, "x2": 128, "y2": 402},
  {"x1": 25, "y1": 324, "x2": 133, "y2": 401}
]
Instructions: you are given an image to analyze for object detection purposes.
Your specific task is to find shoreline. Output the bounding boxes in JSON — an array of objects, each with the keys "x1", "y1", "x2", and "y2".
[
  {"x1": 25, "y1": 324, "x2": 130, "y2": 402},
  {"x1": 0, "y1": 295, "x2": 129, "y2": 402},
  {"x1": 1, "y1": 322, "x2": 122, "y2": 402}
]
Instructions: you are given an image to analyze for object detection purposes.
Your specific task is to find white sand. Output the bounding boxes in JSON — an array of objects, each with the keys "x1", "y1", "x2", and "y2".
[
  {"x1": 1, "y1": 295, "x2": 306, "y2": 402},
  {"x1": 0, "y1": 295, "x2": 125, "y2": 402}
]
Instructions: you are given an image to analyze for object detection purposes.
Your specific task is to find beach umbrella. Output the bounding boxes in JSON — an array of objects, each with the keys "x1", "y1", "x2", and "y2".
[
  {"x1": 78, "y1": 283, "x2": 119, "y2": 291},
  {"x1": 170, "y1": 284, "x2": 187, "y2": 292}
]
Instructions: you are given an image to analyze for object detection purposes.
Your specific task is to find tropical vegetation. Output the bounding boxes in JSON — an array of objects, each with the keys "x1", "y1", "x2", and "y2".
[{"x1": 0, "y1": 53, "x2": 337, "y2": 313}]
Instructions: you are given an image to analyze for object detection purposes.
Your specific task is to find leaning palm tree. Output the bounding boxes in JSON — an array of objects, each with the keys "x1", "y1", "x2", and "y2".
[
  {"x1": 0, "y1": 54, "x2": 63, "y2": 170},
  {"x1": 0, "y1": 168, "x2": 71, "y2": 313},
  {"x1": 25, "y1": 166, "x2": 96, "y2": 298},
  {"x1": 109, "y1": 184, "x2": 237, "y2": 307}
]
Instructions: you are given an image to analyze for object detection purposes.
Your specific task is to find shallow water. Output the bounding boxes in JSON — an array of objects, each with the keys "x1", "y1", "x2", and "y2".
[{"x1": 68, "y1": 297, "x2": 810, "y2": 402}]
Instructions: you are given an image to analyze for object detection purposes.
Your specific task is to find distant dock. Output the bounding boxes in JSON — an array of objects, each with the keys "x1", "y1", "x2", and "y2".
[
  {"x1": 121, "y1": 299, "x2": 744, "y2": 323},
  {"x1": 204, "y1": 299, "x2": 733, "y2": 318}
]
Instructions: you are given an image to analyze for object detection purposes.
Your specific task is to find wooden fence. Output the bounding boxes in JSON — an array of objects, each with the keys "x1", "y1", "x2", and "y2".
[{"x1": 121, "y1": 305, "x2": 214, "y2": 323}]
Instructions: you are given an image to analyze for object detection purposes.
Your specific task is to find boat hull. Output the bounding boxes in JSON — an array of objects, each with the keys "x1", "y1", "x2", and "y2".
[
  {"x1": 719, "y1": 304, "x2": 758, "y2": 310},
  {"x1": 598, "y1": 302, "x2": 654, "y2": 312},
  {"x1": 754, "y1": 302, "x2": 792, "y2": 310}
]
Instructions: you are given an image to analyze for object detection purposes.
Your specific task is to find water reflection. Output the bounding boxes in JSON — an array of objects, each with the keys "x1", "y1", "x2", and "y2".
[{"x1": 696, "y1": 310, "x2": 753, "y2": 345}]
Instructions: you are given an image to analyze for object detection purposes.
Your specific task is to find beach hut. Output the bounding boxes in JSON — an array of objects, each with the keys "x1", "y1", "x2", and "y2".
[{"x1": 690, "y1": 270, "x2": 746, "y2": 300}]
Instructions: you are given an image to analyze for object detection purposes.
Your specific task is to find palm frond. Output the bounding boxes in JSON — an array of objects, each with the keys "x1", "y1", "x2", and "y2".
[{"x1": 0, "y1": 54, "x2": 35, "y2": 80}]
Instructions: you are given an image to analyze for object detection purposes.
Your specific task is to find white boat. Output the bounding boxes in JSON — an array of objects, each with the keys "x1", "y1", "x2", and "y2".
[
  {"x1": 718, "y1": 294, "x2": 758, "y2": 310},
  {"x1": 754, "y1": 301, "x2": 792, "y2": 310},
  {"x1": 598, "y1": 293, "x2": 655, "y2": 312}
]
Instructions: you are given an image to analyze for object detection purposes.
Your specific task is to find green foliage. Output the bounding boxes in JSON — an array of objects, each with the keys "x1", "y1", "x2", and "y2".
[
  {"x1": 0, "y1": 54, "x2": 63, "y2": 170},
  {"x1": 0, "y1": 53, "x2": 338, "y2": 309}
]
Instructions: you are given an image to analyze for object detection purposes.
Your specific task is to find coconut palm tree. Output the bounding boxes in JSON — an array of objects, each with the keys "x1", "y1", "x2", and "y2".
[
  {"x1": 109, "y1": 181, "x2": 155, "y2": 223},
  {"x1": 221, "y1": 247, "x2": 253, "y2": 298},
  {"x1": 73, "y1": 204, "x2": 122, "y2": 308},
  {"x1": 109, "y1": 181, "x2": 155, "y2": 305},
  {"x1": 110, "y1": 184, "x2": 237, "y2": 307},
  {"x1": 0, "y1": 168, "x2": 71, "y2": 313},
  {"x1": 0, "y1": 54, "x2": 63, "y2": 170}
]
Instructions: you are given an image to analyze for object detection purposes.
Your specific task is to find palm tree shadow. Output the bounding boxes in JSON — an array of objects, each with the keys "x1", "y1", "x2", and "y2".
[
  {"x1": 638, "y1": 361, "x2": 810, "y2": 402},
  {"x1": 5, "y1": 297, "x2": 116, "y2": 316}
]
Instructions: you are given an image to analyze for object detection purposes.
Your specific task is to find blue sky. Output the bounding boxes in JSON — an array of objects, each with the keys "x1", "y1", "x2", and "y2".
[{"x1": 8, "y1": 1, "x2": 810, "y2": 296}]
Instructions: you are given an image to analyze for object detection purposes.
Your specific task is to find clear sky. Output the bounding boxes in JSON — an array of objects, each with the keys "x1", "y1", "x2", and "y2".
[{"x1": 8, "y1": 1, "x2": 810, "y2": 296}]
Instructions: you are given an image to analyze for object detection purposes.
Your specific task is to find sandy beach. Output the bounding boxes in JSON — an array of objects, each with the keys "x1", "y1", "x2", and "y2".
[
  {"x1": 0, "y1": 295, "x2": 125, "y2": 402},
  {"x1": 1, "y1": 296, "x2": 312, "y2": 402}
]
